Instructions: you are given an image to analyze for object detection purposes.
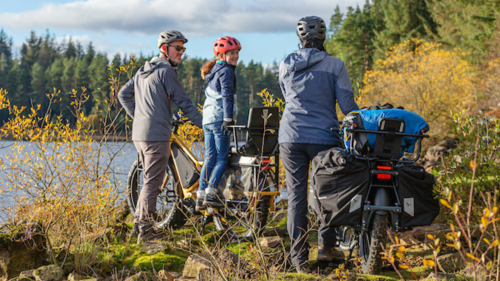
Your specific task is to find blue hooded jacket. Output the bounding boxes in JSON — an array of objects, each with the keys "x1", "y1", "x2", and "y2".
[
  {"x1": 202, "y1": 61, "x2": 237, "y2": 125},
  {"x1": 278, "y1": 48, "x2": 359, "y2": 145}
]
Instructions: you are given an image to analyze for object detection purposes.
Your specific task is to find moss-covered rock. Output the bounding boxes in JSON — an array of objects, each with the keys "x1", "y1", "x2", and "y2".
[
  {"x1": 0, "y1": 223, "x2": 46, "y2": 281},
  {"x1": 124, "y1": 272, "x2": 157, "y2": 281},
  {"x1": 32, "y1": 265, "x2": 63, "y2": 281},
  {"x1": 134, "y1": 253, "x2": 185, "y2": 272},
  {"x1": 7, "y1": 277, "x2": 34, "y2": 281}
]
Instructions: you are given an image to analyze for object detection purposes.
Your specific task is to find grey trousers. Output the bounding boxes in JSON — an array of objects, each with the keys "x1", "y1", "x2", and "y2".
[
  {"x1": 133, "y1": 141, "x2": 170, "y2": 232},
  {"x1": 280, "y1": 143, "x2": 337, "y2": 266}
]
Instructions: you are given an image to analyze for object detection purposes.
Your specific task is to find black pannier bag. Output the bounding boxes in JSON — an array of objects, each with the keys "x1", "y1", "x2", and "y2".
[
  {"x1": 310, "y1": 148, "x2": 370, "y2": 227},
  {"x1": 397, "y1": 165, "x2": 439, "y2": 228}
]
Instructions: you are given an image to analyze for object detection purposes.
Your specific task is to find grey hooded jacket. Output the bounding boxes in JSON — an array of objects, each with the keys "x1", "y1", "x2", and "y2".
[
  {"x1": 278, "y1": 48, "x2": 359, "y2": 145},
  {"x1": 118, "y1": 57, "x2": 203, "y2": 141}
]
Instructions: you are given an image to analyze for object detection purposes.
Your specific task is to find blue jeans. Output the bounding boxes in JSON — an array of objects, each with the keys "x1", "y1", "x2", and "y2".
[{"x1": 199, "y1": 122, "x2": 231, "y2": 192}]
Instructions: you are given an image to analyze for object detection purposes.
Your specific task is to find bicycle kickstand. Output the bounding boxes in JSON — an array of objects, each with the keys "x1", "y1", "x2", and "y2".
[
  {"x1": 201, "y1": 215, "x2": 212, "y2": 232},
  {"x1": 345, "y1": 248, "x2": 354, "y2": 269}
]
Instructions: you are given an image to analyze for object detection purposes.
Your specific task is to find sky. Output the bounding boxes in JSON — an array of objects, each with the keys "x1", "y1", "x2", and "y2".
[{"x1": 0, "y1": 0, "x2": 364, "y2": 65}]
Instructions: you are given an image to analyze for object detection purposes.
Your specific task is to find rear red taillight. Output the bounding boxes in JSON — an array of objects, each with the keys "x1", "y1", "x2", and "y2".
[
  {"x1": 377, "y1": 174, "x2": 392, "y2": 180},
  {"x1": 262, "y1": 159, "x2": 272, "y2": 171},
  {"x1": 376, "y1": 166, "x2": 392, "y2": 179},
  {"x1": 377, "y1": 166, "x2": 392, "y2": 170}
]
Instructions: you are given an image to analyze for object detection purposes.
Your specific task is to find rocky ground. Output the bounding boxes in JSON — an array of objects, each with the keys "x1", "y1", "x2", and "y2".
[
  {"x1": 0, "y1": 139, "x2": 485, "y2": 281},
  {"x1": 0, "y1": 205, "x2": 481, "y2": 281}
]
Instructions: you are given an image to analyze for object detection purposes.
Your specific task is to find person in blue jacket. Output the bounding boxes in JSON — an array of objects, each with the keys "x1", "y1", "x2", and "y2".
[
  {"x1": 196, "y1": 36, "x2": 241, "y2": 210},
  {"x1": 279, "y1": 16, "x2": 360, "y2": 273}
]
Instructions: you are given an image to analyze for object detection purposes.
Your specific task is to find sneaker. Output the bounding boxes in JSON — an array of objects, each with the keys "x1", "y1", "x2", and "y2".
[
  {"x1": 195, "y1": 196, "x2": 206, "y2": 211},
  {"x1": 137, "y1": 227, "x2": 167, "y2": 245},
  {"x1": 296, "y1": 262, "x2": 311, "y2": 274},
  {"x1": 317, "y1": 245, "x2": 345, "y2": 262},
  {"x1": 203, "y1": 193, "x2": 225, "y2": 208},
  {"x1": 128, "y1": 223, "x2": 139, "y2": 241}
]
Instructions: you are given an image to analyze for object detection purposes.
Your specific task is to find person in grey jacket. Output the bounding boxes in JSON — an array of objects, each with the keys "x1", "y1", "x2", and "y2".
[
  {"x1": 118, "y1": 30, "x2": 203, "y2": 244},
  {"x1": 279, "y1": 16, "x2": 359, "y2": 273}
]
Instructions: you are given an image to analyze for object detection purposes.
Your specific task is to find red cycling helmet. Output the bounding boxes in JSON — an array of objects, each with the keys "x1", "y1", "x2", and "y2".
[{"x1": 213, "y1": 36, "x2": 242, "y2": 57}]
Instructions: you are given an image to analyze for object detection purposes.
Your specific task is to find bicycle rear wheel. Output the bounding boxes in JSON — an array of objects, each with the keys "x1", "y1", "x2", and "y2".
[
  {"x1": 126, "y1": 158, "x2": 189, "y2": 229},
  {"x1": 359, "y1": 214, "x2": 388, "y2": 274}
]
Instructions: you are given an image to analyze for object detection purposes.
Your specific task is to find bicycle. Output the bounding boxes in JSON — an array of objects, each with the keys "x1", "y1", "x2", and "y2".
[
  {"x1": 126, "y1": 107, "x2": 283, "y2": 242},
  {"x1": 311, "y1": 114, "x2": 437, "y2": 274}
]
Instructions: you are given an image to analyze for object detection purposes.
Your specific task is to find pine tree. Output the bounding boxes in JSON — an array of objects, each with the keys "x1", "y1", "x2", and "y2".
[
  {"x1": 326, "y1": 2, "x2": 377, "y2": 95},
  {"x1": 429, "y1": 0, "x2": 499, "y2": 63},
  {"x1": 373, "y1": 0, "x2": 438, "y2": 60},
  {"x1": 0, "y1": 53, "x2": 8, "y2": 88},
  {"x1": 89, "y1": 53, "x2": 110, "y2": 114},
  {"x1": 60, "y1": 57, "x2": 77, "y2": 122},
  {"x1": 6, "y1": 60, "x2": 24, "y2": 106},
  {"x1": 85, "y1": 42, "x2": 96, "y2": 64},
  {"x1": 30, "y1": 62, "x2": 46, "y2": 109},
  {"x1": 45, "y1": 59, "x2": 64, "y2": 94},
  {"x1": 329, "y1": 5, "x2": 344, "y2": 38},
  {"x1": 235, "y1": 61, "x2": 249, "y2": 123},
  {"x1": 37, "y1": 31, "x2": 58, "y2": 70},
  {"x1": 65, "y1": 37, "x2": 77, "y2": 58},
  {"x1": 0, "y1": 29, "x2": 12, "y2": 61}
]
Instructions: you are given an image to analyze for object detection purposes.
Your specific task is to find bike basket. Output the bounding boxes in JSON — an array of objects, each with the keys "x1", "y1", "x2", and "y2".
[
  {"x1": 310, "y1": 148, "x2": 370, "y2": 226},
  {"x1": 397, "y1": 165, "x2": 439, "y2": 228}
]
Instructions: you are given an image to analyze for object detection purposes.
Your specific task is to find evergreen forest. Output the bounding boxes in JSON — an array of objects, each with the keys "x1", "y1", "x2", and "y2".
[
  {"x1": 0, "y1": 0, "x2": 499, "y2": 130},
  {"x1": 0, "y1": 30, "x2": 282, "y2": 127}
]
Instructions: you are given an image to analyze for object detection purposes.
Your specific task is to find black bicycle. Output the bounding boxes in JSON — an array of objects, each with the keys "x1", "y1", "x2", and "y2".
[{"x1": 311, "y1": 116, "x2": 438, "y2": 274}]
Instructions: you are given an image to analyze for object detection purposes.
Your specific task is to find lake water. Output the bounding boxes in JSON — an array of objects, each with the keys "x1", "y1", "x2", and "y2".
[
  {"x1": 0, "y1": 140, "x2": 140, "y2": 223},
  {"x1": 0, "y1": 140, "x2": 287, "y2": 223}
]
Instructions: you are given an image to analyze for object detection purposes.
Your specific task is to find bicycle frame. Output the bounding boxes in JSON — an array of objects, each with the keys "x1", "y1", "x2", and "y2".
[{"x1": 163, "y1": 123, "x2": 280, "y2": 214}]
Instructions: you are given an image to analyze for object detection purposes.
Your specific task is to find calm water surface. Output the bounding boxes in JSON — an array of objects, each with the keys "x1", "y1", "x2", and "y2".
[{"x1": 0, "y1": 140, "x2": 140, "y2": 223}]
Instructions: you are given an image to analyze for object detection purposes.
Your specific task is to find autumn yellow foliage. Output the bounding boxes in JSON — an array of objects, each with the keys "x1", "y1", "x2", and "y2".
[
  {"x1": 360, "y1": 39, "x2": 476, "y2": 136},
  {"x1": 0, "y1": 87, "x2": 121, "y2": 264},
  {"x1": 482, "y1": 58, "x2": 500, "y2": 106}
]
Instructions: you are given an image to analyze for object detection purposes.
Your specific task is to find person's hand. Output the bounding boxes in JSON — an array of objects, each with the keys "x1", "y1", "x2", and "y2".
[{"x1": 221, "y1": 119, "x2": 235, "y2": 135}]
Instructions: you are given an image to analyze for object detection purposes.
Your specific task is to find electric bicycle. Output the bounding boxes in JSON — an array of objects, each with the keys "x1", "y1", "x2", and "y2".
[
  {"x1": 126, "y1": 107, "x2": 282, "y2": 242},
  {"x1": 335, "y1": 117, "x2": 433, "y2": 274}
]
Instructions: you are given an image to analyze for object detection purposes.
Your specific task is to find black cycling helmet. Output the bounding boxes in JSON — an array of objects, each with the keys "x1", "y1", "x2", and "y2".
[
  {"x1": 157, "y1": 30, "x2": 188, "y2": 48},
  {"x1": 296, "y1": 16, "x2": 327, "y2": 42}
]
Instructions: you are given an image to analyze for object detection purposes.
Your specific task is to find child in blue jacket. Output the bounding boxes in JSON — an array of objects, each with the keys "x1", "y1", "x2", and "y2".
[{"x1": 196, "y1": 36, "x2": 241, "y2": 210}]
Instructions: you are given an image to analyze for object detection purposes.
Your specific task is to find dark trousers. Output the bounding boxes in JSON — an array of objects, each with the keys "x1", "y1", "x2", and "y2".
[{"x1": 280, "y1": 143, "x2": 337, "y2": 266}]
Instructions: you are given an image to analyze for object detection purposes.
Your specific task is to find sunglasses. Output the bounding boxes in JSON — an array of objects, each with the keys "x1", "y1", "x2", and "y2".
[{"x1": 168, "y1": 45, "x2": 186, "y2": 52}]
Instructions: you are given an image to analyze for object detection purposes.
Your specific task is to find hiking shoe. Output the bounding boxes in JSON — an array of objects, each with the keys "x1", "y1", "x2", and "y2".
[
  {"x1": 128, "y1": 223, "x2": 140, "y2": 241},
  {"x1": 203, "y1": 193, "x2": 225, "y2": 208},
  {"x1": 317, "y1": 245, "x2": 345, "y2": 262},
  {"x1": 195, "y1": 196, "x2": 206, "y2": 211},
  {"x1": 137, "y1": 228, "x2": 167, "y2": 245},
  {"x1": 296, "y1": 262, "x2": 311, "y2": 274}
]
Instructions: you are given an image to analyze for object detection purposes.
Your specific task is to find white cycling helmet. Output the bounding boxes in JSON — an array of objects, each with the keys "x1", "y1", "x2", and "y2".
[{"x1": 157, "y1": 30, "x2": 188, "y2": 48}]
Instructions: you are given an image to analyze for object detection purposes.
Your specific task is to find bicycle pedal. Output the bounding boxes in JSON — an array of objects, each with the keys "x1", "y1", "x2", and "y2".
[{"x1": 206, "y1": 207, "x2": 219, "y2": 215}]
